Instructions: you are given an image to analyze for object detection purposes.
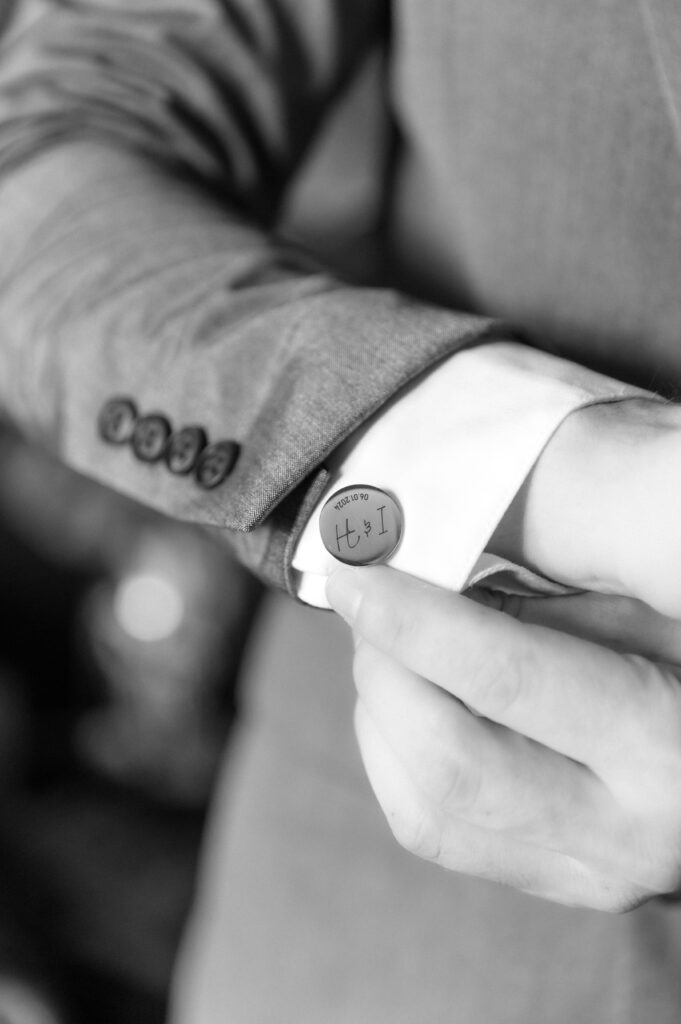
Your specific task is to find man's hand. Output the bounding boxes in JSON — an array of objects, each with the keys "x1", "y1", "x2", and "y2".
[
  {"x1": 327, "y1": 566, "x2": 681, "y2": 911},
  {"x1": 490, "y1": 397, "x2": 681, "y2": 618}
]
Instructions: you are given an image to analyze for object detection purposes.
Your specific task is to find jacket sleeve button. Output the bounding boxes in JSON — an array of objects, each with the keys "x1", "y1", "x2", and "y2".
[
  {"x1": 132, "y1": 413, "x2": 172, "y2": 463},
  {"x1": 98, "y1": 397, "x2": 138, "y2": 444},
  {"x1": 195, "y1": 440, "x2": 240, "y2": 489},
  {"x1": 165, "y1": 425, "x2": 208, "y2": 475}
]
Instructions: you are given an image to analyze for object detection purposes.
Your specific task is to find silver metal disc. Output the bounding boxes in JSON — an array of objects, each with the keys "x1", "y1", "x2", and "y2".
[{"x1": 319, "y1": 485, "x2": 403, "y2": 566}]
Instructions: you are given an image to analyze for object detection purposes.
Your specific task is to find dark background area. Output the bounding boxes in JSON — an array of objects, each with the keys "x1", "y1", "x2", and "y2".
[{"x1": 0, "y1": 426, "x2": 263, "y2": 1024}]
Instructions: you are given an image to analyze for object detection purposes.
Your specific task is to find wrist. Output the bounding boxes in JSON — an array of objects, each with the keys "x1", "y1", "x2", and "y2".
[{"x1": 490, "y1": 397, "x2": 678, "y2": 596}]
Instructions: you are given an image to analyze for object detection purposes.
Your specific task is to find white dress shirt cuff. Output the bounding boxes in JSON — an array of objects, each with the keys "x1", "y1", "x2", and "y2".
[{"x1": 291, "y1": 341, "x2": 655, "y2": 608}]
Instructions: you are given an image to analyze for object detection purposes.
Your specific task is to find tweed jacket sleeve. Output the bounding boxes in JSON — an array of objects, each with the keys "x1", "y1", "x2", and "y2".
[{"x1": 0, "y1": 0, "x2": 510, "y2": 591}]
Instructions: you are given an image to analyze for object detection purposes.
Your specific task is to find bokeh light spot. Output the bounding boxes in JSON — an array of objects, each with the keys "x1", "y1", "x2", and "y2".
[{"x1": 113, "y1": 572, "x2": 184, "y2": 642}]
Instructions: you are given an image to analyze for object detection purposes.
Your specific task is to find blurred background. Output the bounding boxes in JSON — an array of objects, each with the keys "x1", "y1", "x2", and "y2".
[{"x1": 0, "y1": 423, "x2": 263, "y2": 1024}]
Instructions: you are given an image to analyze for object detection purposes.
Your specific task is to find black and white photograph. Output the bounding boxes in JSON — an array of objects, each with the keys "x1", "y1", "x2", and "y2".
[{"x1": 1, "y1": 1, "x2": 681, "y2": 1021}]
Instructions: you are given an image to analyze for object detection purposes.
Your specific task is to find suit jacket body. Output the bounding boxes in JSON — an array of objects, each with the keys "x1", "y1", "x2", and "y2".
[{"x1": 389, "y1": 0, "x2": 681, "y2": 392}]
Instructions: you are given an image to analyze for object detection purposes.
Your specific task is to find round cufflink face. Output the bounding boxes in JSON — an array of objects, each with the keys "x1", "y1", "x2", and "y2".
[
  {"x1": 195, "y1": 440, "x2": 240, "y2": 489},
  {"x1": 165, "y1": 425, "x2": 208, "y2": 475},
  {"x1": 319, "y1": 485, "x2": 403, "y2": 566},
  {"x1": 98, "y1": 397, "x2": 138, "y2": 445},
  {"x1": 132, "y1": 413, "x2": 172, "y2": 463}
]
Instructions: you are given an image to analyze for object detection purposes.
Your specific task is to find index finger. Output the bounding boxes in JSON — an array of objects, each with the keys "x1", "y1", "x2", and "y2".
[{"x1": 326, "y1": 566, "x2": 667, "y2": 768}]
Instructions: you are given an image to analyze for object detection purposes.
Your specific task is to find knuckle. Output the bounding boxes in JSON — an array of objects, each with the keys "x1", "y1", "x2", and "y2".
[
  {"x1": 427, "y1": 744, "x2": 482, "y2": 816},
  {"x1": 621, "y1": 660, "x2": 681, "y2": 750},
  {"x1": 575, "y1": 864, "x2": 647, "y2": 914},
  {"x1": 614, "y1": 664, "x2": 681, "y2": 794},
  {"x1": 403, "y1": 698, "x2": 482, "y2": 815},
  {"x1": 388, "y1": 803, "x2": 443, "y2": 862},
  {"x1": 636, "y1": 827, "x2": 681, "y2": 895},
  {"x1": 466, "y1": 641, "x2": 526, "y2": 718},
  {"x1": 647, "y1": 862, "x2": 681, "y2": 897},
  {"x1": 606, "y1": 815, "x2": 681, "y2": 898},
  {"x1": 592, "y1": 886, "x2": 644, "y2": 915}
]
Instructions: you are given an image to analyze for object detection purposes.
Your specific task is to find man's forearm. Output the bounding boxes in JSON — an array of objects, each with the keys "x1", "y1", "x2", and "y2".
[
  {"x1": 0, "y1": 139, "x2": 506, "y2": 588},
  {"x1": 489, "y1": 394, "x2": 681, "y2": 612}
]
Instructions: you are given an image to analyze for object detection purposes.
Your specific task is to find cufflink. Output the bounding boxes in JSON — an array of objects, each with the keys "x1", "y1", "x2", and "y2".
[{"x1": 319, "y1": 485, "x2": 402, "y2": 566}]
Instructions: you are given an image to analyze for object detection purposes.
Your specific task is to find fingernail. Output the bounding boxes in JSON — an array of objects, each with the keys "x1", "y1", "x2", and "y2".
[{"x1": 326, "y1": 567, "x2": 363, "y2": 625}]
